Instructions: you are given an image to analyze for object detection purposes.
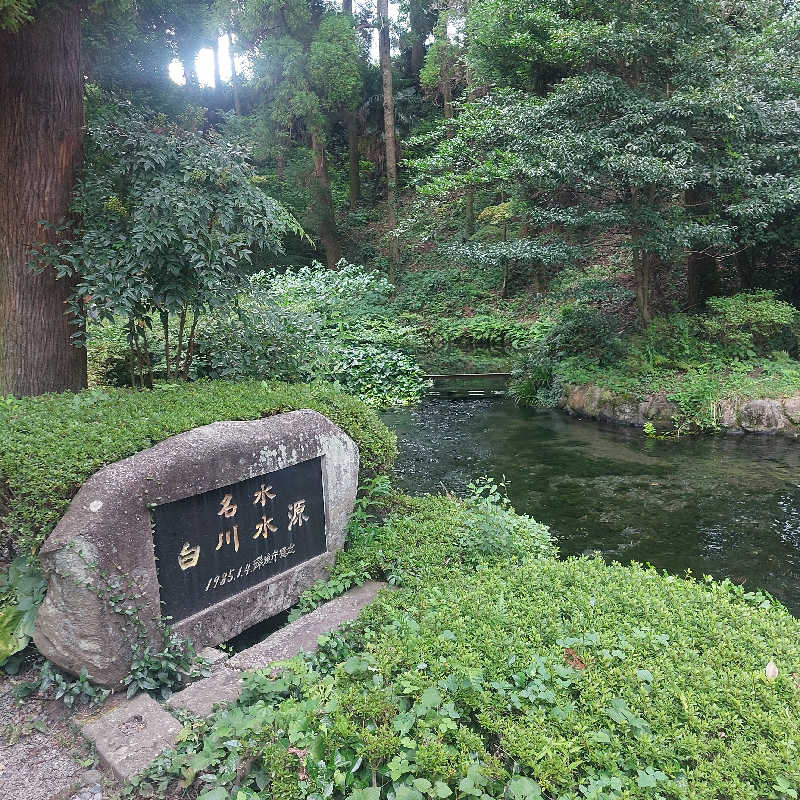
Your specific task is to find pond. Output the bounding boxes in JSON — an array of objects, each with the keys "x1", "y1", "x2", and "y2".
[{"x1": 382, "y1": 397, "x2": 800, "y2": 614}]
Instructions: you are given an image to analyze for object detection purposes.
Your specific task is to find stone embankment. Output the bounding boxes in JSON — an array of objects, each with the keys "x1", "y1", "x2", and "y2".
[{"x1": 560, "y1": 383, "x2": 800, "y2": 436}]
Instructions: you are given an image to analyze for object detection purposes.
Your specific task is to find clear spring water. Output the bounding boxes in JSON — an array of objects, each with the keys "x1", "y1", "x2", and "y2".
[{"x1": 382, "y1": 397, "x2": 800, "y2": 614}]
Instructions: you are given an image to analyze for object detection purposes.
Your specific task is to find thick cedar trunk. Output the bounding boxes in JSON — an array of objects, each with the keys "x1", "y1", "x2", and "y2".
[
  {"x1": 378, "y1": 0, "x2": 400, "y2": 268},
  {"x1": 227, "y1": 31, "x2": 242, "y2": 115},
  {"x1": 347, "y1": 112, "x2": 361, "y2": 210},
  {"x1": 310, "y1": 128, "x2": 341, "y2": 268},
  {"x1": 0, "y1": 5, "x2": 87, "y2": 396}
]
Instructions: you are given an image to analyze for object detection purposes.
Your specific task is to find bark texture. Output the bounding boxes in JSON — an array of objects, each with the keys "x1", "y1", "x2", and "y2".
[
  {"x1": 347, "y1": 112, "x2": 361, "y2": 210},
  {"x1": 378, "y1": 0, "x2": 400, "y2": 267},
  {"x1": 0, "y1": 5, "x2": 87, "y2": 396},
  {"x1": 310, "y1": 128, "x2": 341, "y2": 268}
]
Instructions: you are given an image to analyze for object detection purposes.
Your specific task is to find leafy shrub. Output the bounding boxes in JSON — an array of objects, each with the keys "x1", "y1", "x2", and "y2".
[
  {"x1": 262, "y1": 260, "x2": 394, "y2": 321},
  {"x1": 14, "y1": 660, "x2": 111, "y2": 708},
  {"x1": 703, "y1": 290, "x2": 798, "y2": 359},
  {"x1": 0, "y1": 380, "x2": 396, "y2": 558},
  {"x1": 544, "y1": 304, "x2": 623, "y2": 364},
  {"x1": 327, "y1": 343, "x2": 427, "y2": 407},
  {"x1": 139, "y1": 493, "x2": 800, "y2": 800},
  {"x1": 509, "y1": 351, "x2": 562, "y2": 408},
  {"x1": 434, "y1": 315, "x2": 536, "y2": 349},
  {"x1": 0, "y1": 556, "x2": 46, "y2": 668},
  {"x1": 123, "y1": 627, "x2": 207, "y2": 700}
]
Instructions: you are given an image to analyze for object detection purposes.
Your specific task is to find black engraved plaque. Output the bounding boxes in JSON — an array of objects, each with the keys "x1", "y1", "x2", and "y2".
[{"x1": 151, "y1": 456, "x2": 326, "y2": 622}]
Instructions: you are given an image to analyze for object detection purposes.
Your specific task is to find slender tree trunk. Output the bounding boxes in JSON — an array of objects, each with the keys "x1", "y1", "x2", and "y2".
[
  {"x1": 212, "y1": 35, "x2": 222, "y2": 103},
  {"x1": 632, "y1": 245, "x2": 654, "y2": 326},
  {"x1": 378, "y1": 0, "x2": 400, "y2": 269},
  {"x1": 684, "y1": 186, "x2": 719, "y2": 308},
  {"x1": 0, "y1": 5, "x2": 87, "y2": 397},
  {"x1": 464, "y1": 189, "x2": 475, "y2": 236},
  {"x1": 310, "y1": 128, "x2": 341, "y2": 268},
  {"x1": 347, "y1": 112, "x2": 361, "y2": 210},
  {"x1": 227, "y1": 31, "x2": 242, "y2": 115},
  {"x1": 410, "y1": 39, "x2": 424, "y2": 85}
]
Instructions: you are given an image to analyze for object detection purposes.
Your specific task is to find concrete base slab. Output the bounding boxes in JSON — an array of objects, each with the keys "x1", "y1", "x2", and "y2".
[
  {"x1": 229, "y1": 581, "x2": 385, "y2": 671},
  {"x1": 197, "y1": 646, "x2": 229, "y2": 672},
  {"x1": 79, "y1": 693, "x2": 182, "y2": 781},
  {"x1": 166, "y1": 669, "x2": 243, "y2": 717}
]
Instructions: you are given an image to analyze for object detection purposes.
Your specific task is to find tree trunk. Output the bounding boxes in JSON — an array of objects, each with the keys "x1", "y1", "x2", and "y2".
[
  {"x1": 464, "y1": 189, "x2": 475, "y2": 237},
  {"x1": 310, "y1": 128, "x2": 341, "y2": 268},
  {"x1": 212, "y1": 35, "x2": 222, "y2": 101},
  {"x1": 684, "y1": 186, "x2": 720, "y2": 308},
  {"x1": 0, "y1": 5, "x2": 87, "y2": 397},
  {"x1": 347, "y1": 112, "x2": 361, "y2": 210},
  {"x1": 378, "y1": 0, "x2": 400, "y2": 269},
  {"x1": 227, "y1": 31, "x2": 242, "y2": 115},
  {"x1": 632, "y1": 246, "x2": 654, "y2": 326},
  {"x1": 410, "y1": 39, "x2": 424, "y2": 85}
]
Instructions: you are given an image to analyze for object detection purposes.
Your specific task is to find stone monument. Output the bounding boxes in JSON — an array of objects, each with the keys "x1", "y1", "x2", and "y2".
[{"x1": 33, "y1": 410, "x2": 359, "y2": 685}]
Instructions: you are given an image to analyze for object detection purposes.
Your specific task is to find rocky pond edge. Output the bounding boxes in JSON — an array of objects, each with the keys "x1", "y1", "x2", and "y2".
[{"x1": 559, "y1": 383, "x2": 800, "y2": 436}]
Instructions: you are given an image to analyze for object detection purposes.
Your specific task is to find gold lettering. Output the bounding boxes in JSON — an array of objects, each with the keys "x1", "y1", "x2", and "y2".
[
  {"x1": 216, "y1": 525, "x2": 240, "y2": 552},
  {"x1": 288, "y1": 499, "x2": 309, "y2": 531},
  {"x1": 218, "y1": 493, "x2": 238, "y2": 518},
  {"x1": 254, "y1": 514, "x2": 278, "y2": 539},
  {"x1": 178, "y1": 542, "x2": 201, "y2": 570},
  {"x1": 253, "y1": 484, "x2": 276, "y2": 507}
]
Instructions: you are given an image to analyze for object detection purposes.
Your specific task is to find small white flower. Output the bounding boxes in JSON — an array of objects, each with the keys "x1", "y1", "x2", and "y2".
[{"x1": 765, "y1": 661, "x2": 779, "y2": 681}]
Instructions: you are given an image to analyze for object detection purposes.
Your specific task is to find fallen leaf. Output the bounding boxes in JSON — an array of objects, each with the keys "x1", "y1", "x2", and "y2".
[{"x1": 563, "y1": 648, "x2": 586, "y2": 670}]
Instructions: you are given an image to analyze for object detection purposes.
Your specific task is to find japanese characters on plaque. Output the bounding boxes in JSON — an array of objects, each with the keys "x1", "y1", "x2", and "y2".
[{"x1": 151, "y1": 456, "x2": 325, "y2": 622}]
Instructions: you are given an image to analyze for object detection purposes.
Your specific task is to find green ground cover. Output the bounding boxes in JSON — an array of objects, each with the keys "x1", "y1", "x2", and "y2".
[{"x1": 133, "y1": 487, "x2": 800, "y2": 800}]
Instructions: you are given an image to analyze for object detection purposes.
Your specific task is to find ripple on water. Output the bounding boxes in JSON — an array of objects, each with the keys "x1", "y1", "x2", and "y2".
[{"x1": 382, "y1": 397, "x2": 800, "y2": 614}]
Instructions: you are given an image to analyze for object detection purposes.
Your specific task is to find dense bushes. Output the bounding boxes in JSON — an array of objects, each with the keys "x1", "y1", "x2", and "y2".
[
  {"x1": 139, "y1": 491, "x2": 800, "y2": 800},
  {"x1": 0, "y1": 380, "x2": 396, "y2": 558},
  {"x1": 87, "y1": 262, "x2": 427, "y2": 408},
  {"x1": 512, "y1": 291, "x2": 800, "y2": 427}
]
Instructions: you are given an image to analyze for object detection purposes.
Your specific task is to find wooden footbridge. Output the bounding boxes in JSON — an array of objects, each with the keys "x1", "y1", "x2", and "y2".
[{"x1": 423, "y1": 371, "x2": 512, "y2": 397}]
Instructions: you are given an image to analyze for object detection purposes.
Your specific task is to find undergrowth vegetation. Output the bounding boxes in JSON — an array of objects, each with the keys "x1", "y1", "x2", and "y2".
[
  {"x1": 510, "y1": 276, "x2": 800, "y2": 430},
  {"x1": 132, "y1": 486, "x2": 800, "y2": 800}
]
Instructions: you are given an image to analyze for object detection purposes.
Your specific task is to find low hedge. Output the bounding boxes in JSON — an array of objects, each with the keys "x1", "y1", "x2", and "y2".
[
  {"x1": 0, "y1": 380, "x2": 397, "y2": 558},
  {"x1": 141, "y1": 493, "x2": 800, "y2": 800}
]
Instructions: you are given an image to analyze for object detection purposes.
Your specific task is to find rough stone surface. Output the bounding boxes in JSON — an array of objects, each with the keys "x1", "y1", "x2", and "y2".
[
  {"x1": 35, "y1": 410, "x2": 359, "y2": 685},
  {"x1": 230, "y1": 581, "x2": 386, "y2": 670},
  {"x1": 198, "y1": 646, "x2": 229, "y2": 672},
  {"x1": 561, "y1": 383, "x2": 799, "y2": 436},
  {"x1": 79, "y1": 693, "x2": 182, "y2": 782},
  {"x1": 782, "y1": 395, "x2": 800, "y2": 425},
  {"x1": 739, "y1": 398, "x2": 787, "y2": 432},
  {"x1": 166, "y1": 668, "x2": 243, "y2": 717}
]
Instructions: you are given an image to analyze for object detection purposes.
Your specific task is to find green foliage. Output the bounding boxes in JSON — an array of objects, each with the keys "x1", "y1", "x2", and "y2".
[
  {"x1": 0, "y1": 0, "x2": 33, "y2": 31},
  {"x1": 433, "y1": 315, "x2": 535, "y2": 350},
  {"x1": 136, "y1": 492, "x2": 800, "y2": 800},
  {"x1": 32, "y1": 95, "x2": 302, "y2": 387},
  {"x1": 328, "y1": 344, "x2": 426, "y2": 408},
  {"x1": 264, "y1": 261, "x2": 395, "y2": 321},
  {"x1": 0, "y1": 557, "x2": 46, "y2": 667},
  {"x1": 0, "y1": 380, "x2": 396, "y2": 558},
  {"x1": 123, "y1": 627, "x2": 207, "y2": 700},
  {"x1": 14, "y1": 661, "x2": 111, "y2": 708}
]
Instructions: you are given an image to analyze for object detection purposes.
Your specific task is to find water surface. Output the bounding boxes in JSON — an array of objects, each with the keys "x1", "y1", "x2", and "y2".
[{"x1": 383, "y1": 398, "x2": 800, "y2": 613}]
